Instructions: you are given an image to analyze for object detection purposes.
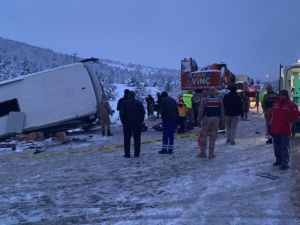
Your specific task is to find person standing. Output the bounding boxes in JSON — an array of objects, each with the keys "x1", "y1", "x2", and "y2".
[
  {"x1": 155, "y1": 92, "x2": 162, "y2": 119},
  {"x1": 262, "y1": 85, "x2": 279, "y2": 144},
  {"x1": 99, "y1": 96, "x2": 113, "y2": 136},
  {"x1": 183, "y1": 91, "x2": 194, "y2": 129},
  {"x1": 255, "y1": 90, "x2": 260, "y2": 113},
  {"x1": 270, "y1": 90, "x2": 299, "y2": 170},
  {"x1": 159, "y1": 91, "x2": 179, "y2": 154},
  {"x1": 117, "y1": 89, "x2": 130, "y2": 113},
  {"x1": 146, "y1": 94, "x2": 155, "y2": 118},
  {"x1": 120, "y1": 91, "x2": 145, "y2": 158},
  {"x1": 240, "y1": 82, "x2": 250, "y2": 120},
  {"x1": 177, "y1": 97, "x2": 189, "y2": 133},
  {"x1": 197, "y1": 88, "x2": 224, "y2": 158},
  {"x1": 192, "y1": 89, "x2": 202, "y2": 125},
  {"x1": 223, "y1": 85, "x2": 244, "y2": 145},
  {"x1": 197, "y1": 89, "x2": 208, "y2": 128}
]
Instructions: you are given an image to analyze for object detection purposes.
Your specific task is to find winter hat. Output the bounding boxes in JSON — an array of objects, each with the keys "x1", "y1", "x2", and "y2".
[
  {"x1": 279, "y1": 89, "x2": 289, "y2": 98},
  {"x1": 161, "y1": 91, "x2": 168, "y2": 97},
  {"x1": 228, "y1": 85, "x2": 237, "y2": 93}
]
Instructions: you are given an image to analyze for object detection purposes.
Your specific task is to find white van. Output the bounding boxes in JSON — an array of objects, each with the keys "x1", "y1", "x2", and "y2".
[
  {"x1": 280, "y1": 60, "x2": 300, "y2": 136},
  {"x1": 280, "y1": 60, "x2": 300, "y2": 107},
  {"x1": 0, "y1": 59, "x2": 103, "y2": 139}
]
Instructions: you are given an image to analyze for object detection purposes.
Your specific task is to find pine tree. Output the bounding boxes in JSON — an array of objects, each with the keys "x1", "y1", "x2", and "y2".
[
  {"x1": 98, "y1": 73, "x2": 117, "y2": 100},
  {"x1": 127, "y1": 76, "x2": 138, "y2": 87}
]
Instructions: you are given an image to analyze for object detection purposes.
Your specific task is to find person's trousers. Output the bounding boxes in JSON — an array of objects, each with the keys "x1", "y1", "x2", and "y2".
[
  {"x1": 187, "y1": 109, "x2": 195, "y2": 125},
  {"x1": 264, "y1": 109, "x2": 272, "y2": 136},
  {"x1": 272, "y1": 134, "x2": 290, "y2": 166},
  {"x1": 201, "y1": 117, "x2": 220, "y2": 156},
  {"x1": 162, "y1": 121, "x2": 177, "y2": 151},
  {"x1": 101, "y1": 120, "x2": 110, "y2": 133},
  {"x1": 177, "y1": 116, "x2": 186, "y2": 133},
  {"x1": 123, "y1": 122, "x2": 142, "y2": 156},
  {"x1": 225, "y1": 116, "x2": 239, "y2": 142}
]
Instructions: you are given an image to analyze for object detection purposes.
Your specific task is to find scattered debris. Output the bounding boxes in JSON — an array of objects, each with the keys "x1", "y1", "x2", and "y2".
[
  {"x1": 256, "y1": 173, "x2": 279, "y2": 180},
  {"x1": 33, "y1": 147, "x2": 49, "y2": 154},
  {"x1": 0, "y1": 143, "x2": 16, "y2": 151},
  {"x1": 53, "y1": 132, "x2": 69, "y2": 143}
]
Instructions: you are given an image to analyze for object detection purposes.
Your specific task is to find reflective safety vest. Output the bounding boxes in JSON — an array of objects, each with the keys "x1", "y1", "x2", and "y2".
[{"x1": 182, "y1": 93, "x2": 193, "y2": 109}]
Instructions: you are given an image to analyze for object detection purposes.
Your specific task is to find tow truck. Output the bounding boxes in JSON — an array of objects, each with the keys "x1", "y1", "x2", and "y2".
[{"x1": 180, "y1": 58, "x2": 235, "y2": 91}]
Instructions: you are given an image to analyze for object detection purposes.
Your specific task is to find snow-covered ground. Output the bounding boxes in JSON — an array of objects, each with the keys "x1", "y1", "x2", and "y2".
[{"x1": 0, "y1": 108, "x2": 300, "y2": 224}]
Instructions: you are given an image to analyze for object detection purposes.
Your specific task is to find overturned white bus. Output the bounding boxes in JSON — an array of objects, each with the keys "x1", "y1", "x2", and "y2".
[{"x1": 0, "y1": 58, "x2": 104, "y2": 140}]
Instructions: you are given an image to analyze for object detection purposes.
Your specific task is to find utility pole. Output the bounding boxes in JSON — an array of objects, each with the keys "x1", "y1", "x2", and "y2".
[{"x1": 72, "y1": 53, "x2": 78, "y2": 63}]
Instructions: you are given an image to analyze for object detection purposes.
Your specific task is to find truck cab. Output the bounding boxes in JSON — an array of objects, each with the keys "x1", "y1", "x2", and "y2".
[{"x1": 180, "y1": 58, "x2": 235, "y2": 91}]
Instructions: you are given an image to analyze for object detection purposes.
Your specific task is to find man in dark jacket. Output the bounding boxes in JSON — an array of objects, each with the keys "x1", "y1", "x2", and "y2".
[
  {"x1": 117, "y1": 89, "x2": 130, "y2": 112},
  {"x1": 223, "y1": 85, "x2": 243, "y2": 145},
  {"x1": 155, "y1": 92, "x2": 162, "y2": 118},
  {"x1": 120, "y1": 91, "x2": 145, "y2": 158},
  {"x1": 146, "y1": 94, "x2": 155, "y2": 118},
  {"x1": 262, "y1": 85, "x2": 279, "y2": 144},
  {"x1": 159, "y1": 91, "x2": 179, "y2": 154}
]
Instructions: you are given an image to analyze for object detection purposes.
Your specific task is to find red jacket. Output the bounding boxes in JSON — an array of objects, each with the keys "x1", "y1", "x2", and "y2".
[{"x1": 270, "y1": 99, "x2": 300, "y2": 135}]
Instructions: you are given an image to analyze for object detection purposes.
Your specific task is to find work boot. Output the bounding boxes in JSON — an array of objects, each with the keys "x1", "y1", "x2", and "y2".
[
  {"x1": 209, "y1": 154, "x2": 216, "y2": 159},
  {"x1": 107, "y1": 130, "x2": 113, "y2": 136},
  {"x1": 273, "y1": 161, "x2": 281, "y2": 166},
  {"x1": 226, "y1": 139, "x2": 230, "y2": 144},
  {"x1": 197, "y1": 152, "x2": 207, "y2": 158},
  {"x1": 168, "y1": 145, "x2": 174, "y2": 154},
  {"x1": 168, "y1": 149, "x2": 173, "y2": 154},
  {"x1": 280, "y1": 165, "x2": 289, "y2": 170},
  {"x1": 230, "y1": 141, "x2": 235, "y2": 145},
  {"x1": 158, "y1": 149, "x2": 168, "y2": 154},
  {"x1": 266, "y1": 138, "x2": 273, "y2": 144},
  {"x1": 102, "y1": 131, "x2": 105, "y2": 136}
]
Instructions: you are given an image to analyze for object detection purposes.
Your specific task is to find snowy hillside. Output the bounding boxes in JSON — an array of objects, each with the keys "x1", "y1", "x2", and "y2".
[
  {"x1": 0, "y1": 37, "x2": 180, "y2": 97},
  {"x1": 0, "y1": 37, "x2": 75, "y2": 67}
]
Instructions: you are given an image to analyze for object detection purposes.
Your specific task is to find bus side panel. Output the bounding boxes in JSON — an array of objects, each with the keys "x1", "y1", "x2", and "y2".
[{"x1": 0, "y1": 63, "x2": 98, "y2": 133}]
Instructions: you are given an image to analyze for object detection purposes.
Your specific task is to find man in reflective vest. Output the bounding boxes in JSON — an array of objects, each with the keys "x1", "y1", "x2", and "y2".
[{"x1": 183, "y1": 92, "x2": 194, "y2": 129}]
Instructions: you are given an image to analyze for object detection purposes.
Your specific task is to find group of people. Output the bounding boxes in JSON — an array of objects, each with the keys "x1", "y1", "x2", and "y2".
[
  {"x1": 116, "y1": 89, "x2": 178, "y2": 157},
  {"x1": 145, "y1": 93, "x2": 164, "y2": 119},
  {"x1": 197, "y1": 84, "x2": 299, "y2": 170},
  {"x1": 101, "y1": 84, "x2": 299, "y2": 170}
]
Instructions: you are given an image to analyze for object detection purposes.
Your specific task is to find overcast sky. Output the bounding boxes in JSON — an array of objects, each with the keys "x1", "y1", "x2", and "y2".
[{"x1": 0, "y1": 0, "x2": 300, "y2": 80}]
